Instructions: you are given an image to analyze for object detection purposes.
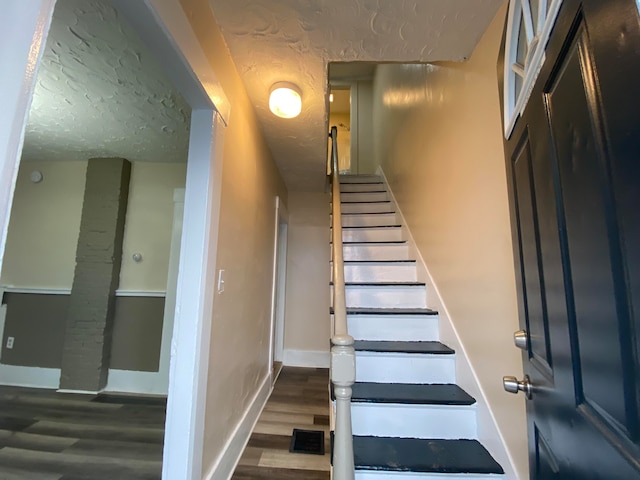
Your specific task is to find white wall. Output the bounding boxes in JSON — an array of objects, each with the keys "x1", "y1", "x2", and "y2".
[
  {"x1": 1, "y1": 160, "x2": 186, "y2": 293},
  {"x1": 283, "y1": 191, "x2": 330, "y2": 366},
  {"x1": 372, "y1": 3, "x2": 528, "y2": 478}
]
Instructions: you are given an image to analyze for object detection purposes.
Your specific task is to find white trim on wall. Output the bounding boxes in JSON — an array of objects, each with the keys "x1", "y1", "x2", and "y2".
[
  {"x1": 0, "y1": 365, "x2": 61, "y2": 389},
  {"x1": 377, "y1": 167, "x2": 519, "y2": 479},
  {"x1": 283, "y1": 349, "x2": 330, "y2": 368},
  {"x1": 0, "y1": 286, "x2": 166, "y2": 297},
  {"x1": 203, "y1": 373, "x2": 272, "y2": 480}
]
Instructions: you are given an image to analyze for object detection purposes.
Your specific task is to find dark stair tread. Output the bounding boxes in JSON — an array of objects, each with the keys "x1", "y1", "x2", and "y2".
[
  {"x1": 351, "y1": 382, "x2": 475, "y2": 405},
  {"x1": 353, "y1": 436, "x2": 504, "y2": 474},
  {"x1": 339, "y1": 199, "x2": 390, "y2": 203},
  {"x1": 334, "y1": 307, "x2": 437, "y2": 315},
  {"x1": 341, "y1": 212, "x2": 396, "y2": 215},
  {"x1": 341, "y1": 260, "x2": 416, "y2": 264},
  {"x1": 354, "y1": 340, "x2": 454, "y2": 354},
  {"x1": 337, "y1": 240, "x2": 408, "y2": 244},
  {"x1": 340, "y1": 225, "x2": 402, "y2": 229},
  {"x1": 330, "y1": 282, "x2": 425, "y2": 287}
]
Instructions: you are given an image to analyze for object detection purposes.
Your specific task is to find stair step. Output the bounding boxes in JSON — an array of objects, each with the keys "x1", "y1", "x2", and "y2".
[
  {"x1": 340, "y1": 226, "x2": 404, "y2": 243},
  {"x1": 339, "y1": 175, "x2": 382, "y2": 184},
  {"x1": 353, "y1": 436, "x2": 504, "y2": 475},
  {"x1": 342, "y1": 262, "x2": 417, "y2": 282},
  {"x1": 341, "y1": 214, "x2": 398, "y2": 227},
  {"x1": 343, "y1": 307, "x2": 435, "y2": 315},
  {"x1": 341, "y1": 201, "x2": 394, "y2": 213},
  {"x1": 354, "y1": 340, "x2": 453, "y2": 355},
  {"x1": 342, "y1": 243, "x2": 409, "y2": 261},
  {"x1": 352, "y1": 382, "x2": 475, "y2": 405},
  {"x1": 340, "y1": 184, "x2": 386, "y2": 193},
  {"x1": 341, "y1": 192, "x2": 388, "y2": 202},
  {"x1": 332, "y1": 284, "x2": 427, "y2": 309}
]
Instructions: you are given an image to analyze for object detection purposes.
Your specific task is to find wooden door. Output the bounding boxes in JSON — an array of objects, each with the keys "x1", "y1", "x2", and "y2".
[{"x1": 502, "y1": 1, "x2": 640, "y2": 478}]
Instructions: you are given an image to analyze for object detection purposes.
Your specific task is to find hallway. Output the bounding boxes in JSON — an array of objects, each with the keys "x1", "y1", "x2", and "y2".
[{"x1": 232, "y1": 367, "x2": 330, "y2": 480}]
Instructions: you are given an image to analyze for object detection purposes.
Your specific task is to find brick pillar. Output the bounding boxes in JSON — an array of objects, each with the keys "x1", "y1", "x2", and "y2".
[{"x1": 59, "y1": 158, "x2": 131, "y2": 392}]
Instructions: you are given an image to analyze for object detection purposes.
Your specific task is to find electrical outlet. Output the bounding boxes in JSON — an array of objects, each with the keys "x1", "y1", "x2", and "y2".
[{"x1": 6, "y1": 337, "x2": 14, "y2": 349}]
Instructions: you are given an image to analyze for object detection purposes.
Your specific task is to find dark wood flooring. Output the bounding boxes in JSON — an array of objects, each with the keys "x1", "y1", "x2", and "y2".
[
  {"x1": 0, "y1": 386, "x2": 166, "y2": 479},
  {"x1": 0, "y1": 367, "x2": 329, "y2": 480},
  {"x1": 232, "y1": 367, "x2": 330, "y2": 480}
]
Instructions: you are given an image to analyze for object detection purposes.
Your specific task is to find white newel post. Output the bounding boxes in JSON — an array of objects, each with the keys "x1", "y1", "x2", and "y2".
[{"x1": 331, "y1": 335, "x2": 356, "y2": 480}]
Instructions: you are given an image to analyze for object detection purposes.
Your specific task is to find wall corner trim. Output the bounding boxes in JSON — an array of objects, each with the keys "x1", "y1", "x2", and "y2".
[
  {"x1": 283, "y1": 349, "x2": 330, "y2": 368},
  {"x1": 203, "y1": 372, "x2": 272, "y2": 480}
]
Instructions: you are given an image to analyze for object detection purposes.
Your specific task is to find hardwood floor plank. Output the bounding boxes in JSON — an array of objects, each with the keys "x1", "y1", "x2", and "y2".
[
  {"x1": 0, "y1": 429, "x2": 78, "y2": 452},
  {"x1": 247, "y1": 433, "x2": 292, "y2": 450},
  {"x1": 258, "y1": 449, "x2": 330, "y2": 471},
  {"x1": 232, "y1": 464, "x2": 329, "y2": 480},
  {"x1": 25, "y1": 420, "x2": 164, "y2": 444}
]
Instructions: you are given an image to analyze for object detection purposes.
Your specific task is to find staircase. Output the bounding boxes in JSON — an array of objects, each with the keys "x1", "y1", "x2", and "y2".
[{"x1": 332, "y1": 174, "x2": 505, "y2": 479}]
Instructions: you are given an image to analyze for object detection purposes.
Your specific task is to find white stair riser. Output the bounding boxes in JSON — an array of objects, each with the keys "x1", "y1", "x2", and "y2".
[
  {"x1": 331, "y1": 285, "x2": 426, "y2": 309},
  {"x1": 344, "y1": 264, "x2": 417, "y2": 282},
  {"x1": 341, "y1": 202, "x2": 394, "y2": 213},
  {"x1": 341, "y1": 213, "x2": 398, "y2": 227},
  {"x1": 343, "y1": 228, "x2": 403, "y2": 242},
  {"x1": 351, "y1": 403, "x2": 477, "y2": 439},
  {"x1": 356, "y1": 352, "x2": 456, "y2": 383},
  {"x1": 348, "y1": 315, "x2": 439, "y2": 341},
  {"x1": 355, "y1": 472, "x2": 505, "y2": 480},
  {"x1": 340, "y1": 175, "x2": 382, "y2": 184},
  {"x1": 343, "y1": 244, "x2": 409, "y2": 261},
  {"x1": 341, "y1": 183, "x2": 385, "y2": 193},
  {"x1": 342, "y1": 192, "x2": 388, "y2": 202}
]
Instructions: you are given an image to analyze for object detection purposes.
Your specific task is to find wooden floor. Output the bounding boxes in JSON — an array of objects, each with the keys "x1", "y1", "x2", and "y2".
[
  {"x1": 232, "y1": 367, "x2": 331, "y2": 480},
  {"x1": 0, "y1": 386, "x2": 165, "y2": 479},
  {"x1": 0, "y1": 367, "x2": 329, "y2": 480}
]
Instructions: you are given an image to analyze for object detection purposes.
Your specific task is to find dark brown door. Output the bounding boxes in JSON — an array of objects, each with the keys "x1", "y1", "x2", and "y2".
[{"x1": 502, "y1": 1, "x2": 640, "y2": 478}]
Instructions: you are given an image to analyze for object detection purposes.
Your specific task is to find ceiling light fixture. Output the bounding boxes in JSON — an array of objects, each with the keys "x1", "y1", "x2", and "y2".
[
  {"x1": 329, "y1": 93, "x2": 334, "y2": 103},
  {"x1": 269, "y1": 82, "x2": 302, "y2": 119}
]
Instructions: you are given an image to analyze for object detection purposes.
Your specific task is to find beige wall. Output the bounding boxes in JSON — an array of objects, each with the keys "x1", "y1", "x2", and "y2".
[
  {"x1": 119, "y1": 162, "x2": 186, "y2": 292},
  {"x1": 177, "y1": 0, "x2": 288, "y2": 473},
  {"x1": 283, "y1": 191, "x2": 330, "y2": 360},
  {"x1": 329, "y1": 112, "x2": 351, "y2": 172},
  {"x1": 372, "y1": 3, "x2": 528, "y2": 478},
  {"x1": 0, "y1": 160, "x2": 86, "y2": 289},
  {"x1": 0, "y1": 160, "x2": 186, "y2": 292},
  {"x1": 352, "y1": 81, "x2": 375, "y2": 174}
]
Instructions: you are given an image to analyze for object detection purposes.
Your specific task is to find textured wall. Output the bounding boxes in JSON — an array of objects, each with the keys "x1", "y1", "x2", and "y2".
[
  {"x1": 372, "y1": 4, "x2": 528, "y2": 478},
  {"x1": 210, "y1": 0, "x2": 503, "y2": 191},
  {"x1": 22, "y1": 0, "x2": 191, "y2": 165},
  {"x1": 283, "y1": 191, "x2": 331, "y2": 356},
  {"x1": 178, "y1": 0, "x2": 289, "y2": 474},
  {"x1": 60, "y1": 158, "x2": 131, "y2": 392}
]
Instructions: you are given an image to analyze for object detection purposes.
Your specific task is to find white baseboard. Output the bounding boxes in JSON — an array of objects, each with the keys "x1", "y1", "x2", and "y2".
[
  {"x1": 283, "y1": 349, "x2": 330, "y2": 368},
  {"x1": 377, "y1": 167, "x2": 519, "y2": 479},
  {"x1": 203, "y1": 372, "x2": 272, "y2": 480},
  {"x1": 105, "y1": 369, "x2": 168, "y2": 395},
  {"x1": 0, "y1": 364, "x2": 61, "y2": 388}
]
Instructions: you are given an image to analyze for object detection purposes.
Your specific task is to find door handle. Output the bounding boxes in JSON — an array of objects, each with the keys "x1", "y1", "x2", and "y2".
[
  {"x1": 503, "y1": 375, "x2": 532, "y2": 399},
  {"x1": 514, "y1": 330, "x2": 528, "y2": 350}
]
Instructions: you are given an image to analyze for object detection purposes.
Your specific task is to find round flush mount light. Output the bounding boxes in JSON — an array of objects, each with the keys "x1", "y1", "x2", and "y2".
[{"x1": 269, "y1": 82, "x2": 302, "y2": 119}]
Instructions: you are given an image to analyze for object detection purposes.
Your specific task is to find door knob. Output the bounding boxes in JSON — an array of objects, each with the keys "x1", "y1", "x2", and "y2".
[
  {"x1": 503, "y1": 375, "x2": 532, "y2": 399},
  {"x1": 514, "y1": 330, "x2": 528, "y2": 350}
]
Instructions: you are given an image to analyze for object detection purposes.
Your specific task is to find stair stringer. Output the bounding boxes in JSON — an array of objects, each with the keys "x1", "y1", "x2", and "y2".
[{"x1": 377, "y1": 167, "x2": 519, "y2": 480}]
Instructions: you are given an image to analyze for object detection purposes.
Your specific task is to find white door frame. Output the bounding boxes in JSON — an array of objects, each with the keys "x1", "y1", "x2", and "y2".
[
  {"x1": 269, "y1": 196, "x2": 289, "y2": 382},
  {"x1": 0, "y1": 2, "x2": 230, "y2": 479}
]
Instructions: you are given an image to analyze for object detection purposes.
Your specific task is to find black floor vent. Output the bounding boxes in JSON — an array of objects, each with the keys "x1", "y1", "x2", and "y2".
[{"x1": 289, "y1": 428, "x2": 325, "y2": 455}]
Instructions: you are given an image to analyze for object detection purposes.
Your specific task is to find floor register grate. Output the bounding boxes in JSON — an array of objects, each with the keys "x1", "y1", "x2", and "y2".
[{"x1": 289, "y1": 428, "x2": 325, "y2": 455}]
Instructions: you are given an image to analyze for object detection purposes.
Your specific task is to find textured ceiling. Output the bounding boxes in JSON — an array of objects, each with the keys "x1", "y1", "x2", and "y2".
[
  {"x1": 22, "y1": 0, "x2": 190, "y2": 164},
  {"x1": 210, "y1": 0, "x2": 503, "y2": 190}
]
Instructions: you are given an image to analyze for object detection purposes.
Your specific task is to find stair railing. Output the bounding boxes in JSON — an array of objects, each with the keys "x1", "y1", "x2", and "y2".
[{"x1": 329, "y1": 125, "x2": 356, "y2": 480}]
